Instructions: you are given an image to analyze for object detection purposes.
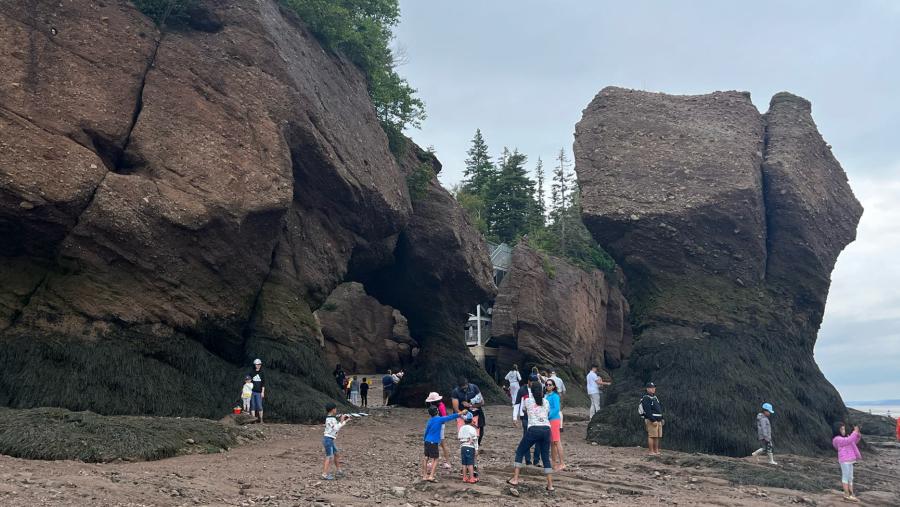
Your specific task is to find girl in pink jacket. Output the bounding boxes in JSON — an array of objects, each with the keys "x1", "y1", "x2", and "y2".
[{"x1": 832, "y1": 422, "x2": 862, "y2": 502}]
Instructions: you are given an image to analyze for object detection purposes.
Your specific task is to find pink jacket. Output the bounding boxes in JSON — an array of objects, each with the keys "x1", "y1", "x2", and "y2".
[{"x1": 832, "y1": 429, "x2": 862, "y2": 463}]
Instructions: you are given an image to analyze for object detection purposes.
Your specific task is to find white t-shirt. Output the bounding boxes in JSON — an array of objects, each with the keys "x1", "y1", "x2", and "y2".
[
  {"x1": 242, "y1": 383, "x2": 253, "y2": 398},
  {"x1": 550, "y1": 374, "x2": 566, "y2": 394},
  {"x1": 324, "y1": 416, "x2": 346, "y2": 439},
  {"x1": 586, "y1": 371, "x2": 600, "y2": 395},
  {"x1": 505, "y1": 370, "x2": 521, "y2": 386},
  {"x1": 458, "y1": 424, "x2": 478, "y2": 449}
]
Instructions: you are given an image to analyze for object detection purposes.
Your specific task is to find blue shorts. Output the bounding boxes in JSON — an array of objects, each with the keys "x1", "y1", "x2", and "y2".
[
  {"x1": 250, "y1": 392, "x2": 263, "y2": 411},
  {"x1": 323, "y1": 436, "x2": 339, "y2": 457},
  {"x1": 461, "y1": 446, "x2": 476, "y2": 466}
]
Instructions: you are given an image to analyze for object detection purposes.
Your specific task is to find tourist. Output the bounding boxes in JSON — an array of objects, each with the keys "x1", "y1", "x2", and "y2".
[
  {"x1": 451, "y1": 377, "x2": 485, "y2": 447},
  {"x1": 349, "y1": 375, "x2": 360, "y2": 406},
  {"x1": 750, "y1": 402, "x2": 777, "y2": 464},
  {"x1": 240, "y1": 375, "x2": 253, "y2": 414},
  {"x1": 546, "y1": 378, "x2": 566, "y2": 470},
  {"x1": 640, "y1": 382, "x2": 664, "y2": 455},
  {"x1": 508, "y1": 380, "x2": 554, "y2": 491},
  {"x1": 333, "y1": 363, "x2": 346, "y2": 390},
  {"x1": 586, "y1": 364, "x2": 611, "y2": 419},
  {"x1": 425, "y1": 392, "x2": 453, "y2": 470},
  {"x1": 504, "y1": 364, "x2": 522, "y2": 403},
  {"x1": 512, "y1": 373, "x2": 541, "y2": 466},
  {"x1": 344, "y1": 376, "x2": 352, "y2": 401},
  {"x1": 832, "y1": 422, "x2": 862, "y2": 502},
  {"x1": 359, "y1": 377, "x2": 369, "y2": 407},
  {"x1": 382, "y1": 369, "x2": 396, "y2": 406},
  {"x1": 322, "y1": 402, "x2": 351, "y2": 480},
  {"x1": 422, "y1": 405, "x2": 467, "y2": 482},
  {"x1": 549, "y1": 368, "x2": 566, "y2": 431},
  {"x1": 249, "y1": 358, "x2": 266, "y2": 423},
  {"x1": 458, "y1": 411, "x2": 479, "y2": 483}
]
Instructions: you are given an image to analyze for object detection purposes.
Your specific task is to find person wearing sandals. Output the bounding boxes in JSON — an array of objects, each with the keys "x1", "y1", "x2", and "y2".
[
  {"x1": 322, "y1": 402, "x2": 351, "y2": 480},
  {"x1": 425, "y1": 392, "x2": 453, "y2": 470},
  {"x1": 545, "y1": 378, "x2": 566, "y2": 470},
  {"x1": 832, "y1": 422, "x2": 863, "y2": 502},
  {"x1": 422, "y1": 405, "x2": 467, "y2": 482},
  {"x1": 458, "y1": 412, "x2": 479, "y2": 483},
  {"x1": 508, "y1": 380, "x2": 555, "y2": 491}
]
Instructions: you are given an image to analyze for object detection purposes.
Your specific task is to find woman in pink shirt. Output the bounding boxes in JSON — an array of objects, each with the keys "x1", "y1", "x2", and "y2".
[{"x1": 832, "y1": 422, "x2": 862, "y2": 502}]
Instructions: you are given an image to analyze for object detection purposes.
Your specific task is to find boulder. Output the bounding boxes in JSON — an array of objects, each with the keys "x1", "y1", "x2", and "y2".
[
  {"x1": 0, "y1": 0, "x2": 411, "y2": 421},
  {"x1": 491, "y1": 244, "x2": 631, "y2": 388},
  {"x1": 575, "y1": 87, "x2": 862, "y2": 455},
  {"x1": 316, "y1": 282, "x2": 418, "y2": 373}
]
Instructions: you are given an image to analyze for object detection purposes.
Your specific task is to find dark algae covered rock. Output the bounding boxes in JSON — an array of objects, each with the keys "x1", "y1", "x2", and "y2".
[{"x1": 575, "y1": 87, "x2": 862, "y2": 455}]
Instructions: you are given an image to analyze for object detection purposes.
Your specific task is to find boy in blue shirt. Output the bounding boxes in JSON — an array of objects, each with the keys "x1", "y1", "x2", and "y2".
[{"x1": 422, "y1": 406, "x2": 468, "y2": 482}]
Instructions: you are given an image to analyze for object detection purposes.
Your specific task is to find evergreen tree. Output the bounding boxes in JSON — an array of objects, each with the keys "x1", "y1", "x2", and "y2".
[
  {"x1": 534, "y1": 157, "x2": 546, "y2": 226},
  {"x1": 485, "y1": 149, "x2": 536, "y2": 243},
  {"x1": 462, "y1": 129, "x2": 495, "y2": 195},
  {"x1": 551, "y1": 148, "x2": 573, "y2": 252}
]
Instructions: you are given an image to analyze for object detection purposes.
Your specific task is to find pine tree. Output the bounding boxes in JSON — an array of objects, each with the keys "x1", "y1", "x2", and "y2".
[
  {"x1": 462, "y1": 129, "x2": 495, "y2": 196},
  {"x1": 551, "y1": 148, "x2": 573, "y2": 253},
  {"x1": 485, "y1": 149, "x2": 536, "y2": 243},
  {"x1": 534, "y1": 157, "x2": 546, "y2": 226}
]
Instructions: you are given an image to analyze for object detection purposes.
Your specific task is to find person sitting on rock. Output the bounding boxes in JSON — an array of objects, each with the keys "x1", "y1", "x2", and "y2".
[{"x1": 750, "y1": 403, "x2": 777, "y2": 464}]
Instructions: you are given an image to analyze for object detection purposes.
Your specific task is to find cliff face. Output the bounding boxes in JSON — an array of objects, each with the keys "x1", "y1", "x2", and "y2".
[
  {"x1": 0, "y1": 0, "x2": 496, "y2": 419},
  {"x1": 574, "y1": 87, "x2": 862, "y2": 455},
  {"x1": 491, "y1": 244, "x2": 632, "y2": 373},
  {"x1": 316, "y1": 282, "x2": 418, "y2": 374}
]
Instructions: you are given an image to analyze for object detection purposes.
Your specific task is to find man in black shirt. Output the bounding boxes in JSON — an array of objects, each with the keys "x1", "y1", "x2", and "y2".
[
  {"x1": 250, "y1": 358, "x2": 266, "y2": 423},
  {"x1": 359, "y1": 377, "x2": 369, "y2": 407}
]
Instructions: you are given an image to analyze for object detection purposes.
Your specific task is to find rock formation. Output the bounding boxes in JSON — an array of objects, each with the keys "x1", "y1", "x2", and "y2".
[
  {"x1": 575, "y1": 87, "x2": 863, "y2": 455},
  {"x1": 0, "y1": 0, "x2": 496, "y2": 420},
  {"x1": 316, "y1": 282, "x2": 418, "y2": 373},
  {"x1": 490, "y1": 244, "x2": 631, "y2": 402}
]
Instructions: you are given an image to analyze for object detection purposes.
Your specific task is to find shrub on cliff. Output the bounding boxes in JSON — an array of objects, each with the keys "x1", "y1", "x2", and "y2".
[
  {"x1": 280, "y1": 0, "x2": 425, "y2": 150},
  {"x1": 133, "y1": 0, "x2": 196, "y2": 25}
]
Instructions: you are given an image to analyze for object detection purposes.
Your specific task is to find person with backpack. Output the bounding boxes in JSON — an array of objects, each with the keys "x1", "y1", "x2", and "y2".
[
  {"x1": 382, "y1": 369, "x2": 396, "y2": 406},
  {"x1": 451, "y1": 377, "x2": 486, "y2": 447},
  {"x1": 639, "y1": 382, "x2": 663, "y2": 455}
]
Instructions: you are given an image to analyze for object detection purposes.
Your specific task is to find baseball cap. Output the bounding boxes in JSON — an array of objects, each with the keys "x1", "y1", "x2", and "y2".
[
  {"x1": 762, "y1": 402, "x2": 775, "y2": 413},
  {"x1": 253, "y1": 358, "x2": 262, "y2": 365},
  {"x1": 463, "y1": 412, "x2": 474, "y2": 422},
  {"x1": 646, "y1": 382, "x2": 656, "y2": 388}
]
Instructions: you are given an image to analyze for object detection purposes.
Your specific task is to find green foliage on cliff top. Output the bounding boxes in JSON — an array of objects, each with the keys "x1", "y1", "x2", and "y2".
[{"x1": 280, "y1": 0, "x2": 425, "y2": 146}]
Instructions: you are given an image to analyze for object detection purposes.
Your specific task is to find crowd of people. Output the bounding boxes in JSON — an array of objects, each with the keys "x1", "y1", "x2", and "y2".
[{"x1": 237, "y1": 358, "x2": 876, "y2": 500}]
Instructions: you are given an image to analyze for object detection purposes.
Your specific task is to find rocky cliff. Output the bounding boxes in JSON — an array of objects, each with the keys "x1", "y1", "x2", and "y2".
[
  {"x1": 491, "y1": 244, "x2": 631, "y2": 402},
  {"x1": 316, "y1": 282, "x2": 418, "y2": 374},
  {"x1": 0, "y1": 0, "x2": 497, "y2": 420},
  {"x1": 575, "y1": 87, "x2": 862, "y2": 455}
]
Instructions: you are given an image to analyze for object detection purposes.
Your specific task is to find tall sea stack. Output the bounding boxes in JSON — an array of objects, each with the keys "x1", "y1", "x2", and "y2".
[{"x1": 574, "y1": 87, "x2": 862, "y2": 455}]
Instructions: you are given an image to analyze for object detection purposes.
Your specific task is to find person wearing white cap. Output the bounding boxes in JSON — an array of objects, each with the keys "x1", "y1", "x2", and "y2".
[
  {"x1": 249, "y1": 358, "x2": 265, "y2": 423},
  {"x1": 751, "y1": 402, "x2": 777, "y2": 464},
  {"x1": 426, "y1": 392, "x2": 452, "y2": 469}
]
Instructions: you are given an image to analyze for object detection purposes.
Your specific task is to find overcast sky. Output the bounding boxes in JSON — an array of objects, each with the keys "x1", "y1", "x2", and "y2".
[{"x1": 395, "y1": 0, "x2": 899, "y2": 402}]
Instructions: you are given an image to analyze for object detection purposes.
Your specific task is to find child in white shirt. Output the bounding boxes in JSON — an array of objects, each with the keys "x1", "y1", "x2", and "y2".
[
  {"x1": 322, "y1": 402, "x2": 351, "y2": 480},
  {"x1": 241, "y1": 376, "x2": 253, "y2": 413},
  {"x1": 458, "y1": 412, "x2": 479, "y2": 483}
]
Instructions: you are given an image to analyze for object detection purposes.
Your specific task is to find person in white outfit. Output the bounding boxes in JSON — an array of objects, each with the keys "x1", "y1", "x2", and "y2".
[
  {"x1": 586, "y1": 364, "x2": 612, "y2": 419},
  {"x1": 504, "y1": 365, "x2": 521, "y2": 404}
]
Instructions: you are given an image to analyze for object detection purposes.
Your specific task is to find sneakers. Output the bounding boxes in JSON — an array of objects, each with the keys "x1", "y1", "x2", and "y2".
[
  {"x1": 441, "y1": 462, "x2": 452, "y2": 470},
  {"x1": 335, "y1": 470, "x2": 345, "y2": 478},
  {"x1": 321, "y1": 474, "x2": 335, "y2": 480},
  {"x1": 751, "y1": 449, "x2": 763, "y2": 457}
]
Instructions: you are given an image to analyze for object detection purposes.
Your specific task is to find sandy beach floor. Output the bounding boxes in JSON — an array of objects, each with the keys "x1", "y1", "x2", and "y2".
[{"x1": 0, "y1": 404, "x2": 897, "y2": 506}]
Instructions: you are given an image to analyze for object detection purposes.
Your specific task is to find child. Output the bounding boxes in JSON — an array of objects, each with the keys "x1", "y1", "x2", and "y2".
[
  {"x1": 832, "y1": 422, "x2": 862, "y2": 502},
  {"x1": 360, "y1": 377, "x2": 369, "y2": 407},
  {"x1": 422, "y1": 405, "x2": 466, "y2": 482},
  {"x1": 425, "y1": 392, "x2": 452, "y2": 470},
  {"x1": 241, "y1": 376, "x2": 253, "y2": 414},
  {"x1": 458, "y1": 412, "x2": 479, "y2": 483},
  {"x1": 750, "y1": 402, "x2": 777, "y2": 465},
  {"x1": 322, "y1": 402, "x2": 351, "y2": 480}
]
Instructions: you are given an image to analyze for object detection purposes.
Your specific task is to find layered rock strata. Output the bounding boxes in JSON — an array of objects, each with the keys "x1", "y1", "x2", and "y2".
[{"x1": 575, "y1": 87, "x2": 862, "y2": 455}]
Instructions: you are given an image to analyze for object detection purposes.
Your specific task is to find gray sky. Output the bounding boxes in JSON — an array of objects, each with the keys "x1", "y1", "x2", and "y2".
[{"x1": 395, "y1": 0, "x2": 900, "y2": 402}]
